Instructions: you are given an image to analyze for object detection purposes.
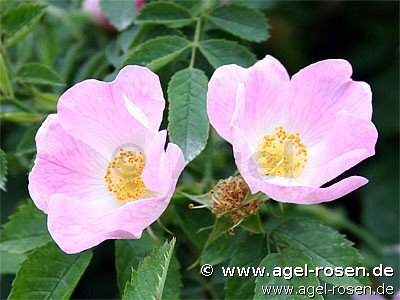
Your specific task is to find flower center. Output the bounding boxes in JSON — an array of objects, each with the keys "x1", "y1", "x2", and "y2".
[
  {"x1": 104, "y1": 148, "x2": 147, "y2": 202},
  {"x1": 256, "y1": 126, "x2": 308, "y2": 178}
]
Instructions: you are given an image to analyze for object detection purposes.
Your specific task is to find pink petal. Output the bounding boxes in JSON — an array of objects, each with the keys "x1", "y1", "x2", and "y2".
[
  {"x1": 28, "y1": 115, "x2": 108, "y2": 213},
  {"x1": 305, "y1": 112, "x2": 377, "y2": 187},
  {"x1": 285, "y1": 59, "x2": 373, "y2": 145},
  {"x1": 239, "y1": 55, "x2": 290, "y2": 145},
  {"x1": 57, "y1": 66, "x2": 162, "y2": 158},
  {"x1": 207, "y1": 64, "x2": 247, "y2": 143},
  {"x1": 231, "y1": 126, "x2": 368, "y2": 204},
  {"x1": 47, "y1": 194, "x2": 118, "y2": 254}
]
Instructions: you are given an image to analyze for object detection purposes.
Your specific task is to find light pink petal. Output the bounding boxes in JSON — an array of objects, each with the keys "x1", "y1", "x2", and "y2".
[
  {"x1": 28, "y1": 114, "x2": 108, "y2": 213},
  {"x1": 239, "y1": 55, "x2": 290, "y2": 145},
  {"x1": 231, "y1": 126, "x2": 368, "y2": 204},
  {"x1": 142, "y1": 130, "x2": 167, "y2": 193},
  {"x1": 207, "y1": 64, "x2": 247, "y2": 143},
  {"x1": 286, "y1": 59, "x2": 373, "y2": 145},
  {"x1": 111, "y1": 65, "x2": 165, "y2": 131},
  {"x1": 304, "y1": 112, "x2": 377, "y2": 187},
  {"x1": 57, "y1": 67, "x2": 161, "y2": 158},
  {"x1": 47, "y1": 194, "x2": 118, "y2": 254}
]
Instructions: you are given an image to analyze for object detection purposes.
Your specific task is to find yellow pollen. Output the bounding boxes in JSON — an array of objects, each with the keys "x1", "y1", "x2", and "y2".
[
  {"x1": 256, "y1": 126, "x2": 308, "y2": 178},
  {"x1": 104, "y1": 148, "x2": 146, "y2": 202}
]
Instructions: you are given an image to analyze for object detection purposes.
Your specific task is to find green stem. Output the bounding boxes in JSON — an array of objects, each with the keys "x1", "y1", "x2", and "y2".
[{"x1": 189, "y1": 16, "x2": 202, "y2": 69}]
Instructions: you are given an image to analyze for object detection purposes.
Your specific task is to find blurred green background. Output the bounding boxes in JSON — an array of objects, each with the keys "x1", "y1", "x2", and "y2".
[{"x1": 1, "y1": 1, "x2": 399, "y2": 299}]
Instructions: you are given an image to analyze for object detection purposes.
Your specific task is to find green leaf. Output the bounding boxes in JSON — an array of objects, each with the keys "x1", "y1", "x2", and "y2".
[
  {"x1": 207, "y1": 4, "x2": 269, "y2": 42},
  {"x1": 125, "y1": 36, "x2": 191, "y2": 71},
  {"x1": 115, "y1": 232, "x2": 159, "y2": 295},
  {"x1": 241, "y1": 213, "x2": 265, "y2": 234},
  {"x1": 0, "y1": 149, "x2": 7, "y2": 192},
  {"x1": 1, "y1": 3, "x2": 47, "y2": 47},
  {"x1": 275, "y1": 218, "x2": 370, "y2": 287},
  {"x1": 254, "y1": 248, "x2": 323, "y2": 299},
  {"x1": 32, "y1": 89, "x2": 58, "y2": 111},
  {"x1": 16, "y1": 62, "x2": 64, "y2": 86},
  {"x1": 225, "y1": 234, "x2": 268, "y2": 299},
  {"x1": 162, "y1": 255, "x2": 182, "y2": 300},
  {"x1": 16, "y1": 126, "x2": 38, "y2": 155},
  {"x1": 0, "y1": 201, "x2": 51, "y2": 254},
  {"x1": 123, "y1": 238, "x2": 176, "y2": 300},
  {"x1": 199, "y1": 39, "x2": 257, "y2": 68},
  {"x1": 138, "y1": 2, "x2": 193, "y2": 28},
  {"x1": 9, "y1": 242, "x2": 92, "y2": 299},
  {"x1": 167, "y1": 67, "x2": 209, "y2": 163},
  {"x1": 0, "y1": 112, "x2": 43, "y2": 123},
  {"x1": 100, "y1": 0, "x2": 137, "y2": 31},
  {"x1": 0, "y1": 250, "x2": 26, "y2": 274},
  {"x1": 0, "y1": 54, "x2": 13, "y2": 97}
]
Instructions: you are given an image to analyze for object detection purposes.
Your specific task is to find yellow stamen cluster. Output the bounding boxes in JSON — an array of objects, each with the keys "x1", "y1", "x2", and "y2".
[
  {"x1": 104, "y1": 148, "x2": 146, "y2": 202},
  {"x1": 256, "y1": 126, "x2": 308, "y2": 178},
  {"x1": 211, "y1": 176, "x2": 260, "y2": 224}
]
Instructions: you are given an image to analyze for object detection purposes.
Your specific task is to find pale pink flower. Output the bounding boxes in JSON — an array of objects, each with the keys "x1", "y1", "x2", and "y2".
[
  {"x1": 28, "y1": 66, "x2": 184, "y2": 254},
  {"x1": 82, "y1": 0, "x2": 145, "y2": 29},
  {"x1": 207, "y1": 55, "x2": 377, "y2": 204}
]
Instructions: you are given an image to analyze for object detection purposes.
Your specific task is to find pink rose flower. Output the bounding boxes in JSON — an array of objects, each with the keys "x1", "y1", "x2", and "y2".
[
  {"x1": 207, "y1": 55, "x2": 377, "y2": 204},
  {"x1": 82, "y1": 0, "x2": 145, "y2": 28},
  {"x1": 28, "y1": 66, "x2": 184, "y2": 254}
]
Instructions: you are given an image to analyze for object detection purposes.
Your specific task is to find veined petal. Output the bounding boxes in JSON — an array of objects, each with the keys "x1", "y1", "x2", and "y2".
[
  {"x1": 304, "y1": 111, "x2": 378, "y2": 187},
  {"x1": 207, "y1": 64, "x2": 247, "y2": 143},
  {"x1": 286, "y1": 59, "x2": 373, "y2": 145},
  {"x1": 28, "y1": 114, "x2": 109, "y2": 213},
  {"x1": 57, "y1": 66, "x2": 163, "y2": 158}
]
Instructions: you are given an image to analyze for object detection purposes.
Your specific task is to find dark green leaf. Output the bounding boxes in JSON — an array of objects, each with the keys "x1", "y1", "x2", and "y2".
[
  {"x1": 167, "y1": 67, "x2": 209, "y2": 163},
  {"x1": 275, "y1": 218, "x2": 370, "y2": 287},
  {"x1": 1, "y1": 3, "x2": 47, "y2": 47},
  {"x1": 138, "y1": 2, "x2": 193, "y2": 28},
  {"x1": 207, "y1": 4, "x2": 269, "y2": 42},
  {"x1": 162, "y1": 255, "x2": 182, "y2": 300},
  {"x1": 125, "y1": 36, "x2": 191, "y2": 71},
  {"x1": 9, "y1": 242, "x2": 92, "y2": 299},
  {"x1": 16, "y1": 62, "x2": 64, "y2": 86},
  {"x1": 100, "y1": 0, "x2": 137, "y2": 31},
  {"x1": 32, "y1": 89, "x2": 58, "y2": 111},
  {"x1": 123, "y1": 238, "x2": 176, "y2": 300},
  {"x1": 199, "y1": 39, "x2": 257, "y2": 68},
  {"x1": 16, "y1": 126, "x2": 38, "y2": 155},
  {"x1": 0, "y1": 149, "x2": 7, "y2": 192},
  {"x1": 225, "y1": 234, "x2": 268, "y2": 299},
  {"x1": 0, "y1": 201, "x2": 51, "y2": 254},
  {"x1": 254, "y1": 248, "x2": 323, "y2": 299},
  {"x1": 241, "y1": 213, "x2": 265, "y2": 234},
  {"x1": 115, "y1": 232, "x2": 159, "y2": 295}
]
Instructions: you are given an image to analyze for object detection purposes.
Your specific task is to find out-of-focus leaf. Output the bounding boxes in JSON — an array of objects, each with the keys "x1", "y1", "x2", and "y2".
[
  {"x1": 207, "y1": 4, "x2": 269, "y2": 42},
  {"x1": 0, "y1": 250, "x2": 26, "y2": 274},
  {"x1": 173, "y1": 0, "x2": 201, "y2": 17},
  {"x1": 1, "y1": 3, "x2": 47, "y2": 47},
  {"x1": 118, "y1": 25, "x2": 143, "y2": 52},
  {"x1": 254, "y1": 248, "x2": 323, "y2": 299},
  {"x1": 0, "y1": 201, "x2": 51, "y2": 254},
  {"x1": 125, "y1": 36, "x2": 191, "y2": 71},
  {"x1": 168, "y1": 67, "x2": 209, "y2": 163},
  {"x1": 0, "y1": 149, "x2": 7, "y2": 192},
  {"x1": 32, "y1": 89, "x2": 58, "y2": 111},
  {"x1": 16, "y1": 62, "x2": 64, "y2": 86},
  {"x1": 100, "y1": 0, "x2": 137, "y2": 31},
  {"x1": 199, "y1": 39, "x2": 257, "y2": 68},
  {"x1": 115, "y1": 232, "x2": 159, "y2": 295},
  {"x1": 0, "y1": 112, "x2": 43, "y2": 123},
  {"x1": 16, "y1": 126, "x2": 38, "y2": 155},
  {"x1": 138, "y1": 2, "x2": 193, "y2": 28},
  {"x1": 225, "y1": 234, "x2": 268, "y2": 299},
  {"x1": 74, "y1": 51, "x2": 109, "y2": 82},
  {"x1": 241, "y1": 213, "x2": 265, "y2": 234},
  {"x1": 9, "y1": 242, "x2": 92, "y2": 299},
  {"x1": 275, "y1": 218, "x2": 370, "y2": 287},
  {"x1": 123, "y1": 238, "x2": 176, "y2": 300},
  {"x1": 0, "y1": 54, "x2": 13, "y2": 97}
]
